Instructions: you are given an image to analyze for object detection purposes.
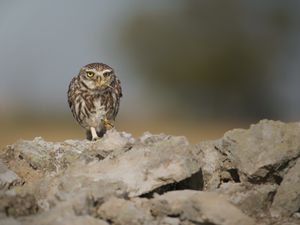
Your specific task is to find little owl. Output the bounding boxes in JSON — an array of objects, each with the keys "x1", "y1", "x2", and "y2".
[{"x1": 67, "y1": 63, "x2": 122, "y2": 140}]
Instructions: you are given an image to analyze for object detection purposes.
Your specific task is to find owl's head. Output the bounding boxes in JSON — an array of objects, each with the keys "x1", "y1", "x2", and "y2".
[{"x1": 78, "y1": 63, "x2": 116, "y2": 91}]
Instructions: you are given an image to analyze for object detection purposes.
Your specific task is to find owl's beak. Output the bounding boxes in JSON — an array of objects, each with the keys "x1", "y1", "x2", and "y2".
[{"x1": 96, "y1": 77, "x2": 106, "y2": 87}]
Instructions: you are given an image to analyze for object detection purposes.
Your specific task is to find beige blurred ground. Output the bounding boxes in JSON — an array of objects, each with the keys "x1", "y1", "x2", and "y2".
[{"x1": 0, "y1": 116, "x2": 250, "y2": 149}]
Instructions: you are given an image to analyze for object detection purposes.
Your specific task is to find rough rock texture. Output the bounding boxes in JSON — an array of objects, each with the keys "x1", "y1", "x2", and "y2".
[
  {"x1": 0, "y1": 120, "x2": 300, "y2": 225},
  {"x1": 0, "y1": 160, "x2": 21, "y2": 190},
  {"x1": 217, "y1": 120, "x2": 300, "y2": 184},
  {"x1": 270, "y1": 156, "x2": 300, "y2": 217}
]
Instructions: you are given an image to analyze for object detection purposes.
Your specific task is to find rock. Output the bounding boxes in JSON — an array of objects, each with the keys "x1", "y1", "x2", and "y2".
[
  {"x1": 195, "y1": 140, "x2": 223, "y2": 190},
  {"x1": 0, "y1": 120, "x2": 300, "y2": 225},
  {"x1": 23, "y1": 202, "x2": 109, "y2": 225},
  {"x1": 63, "y1": 133, "x2": 201, "y2": 197},
  {"x1": 0, "y1": 218, "x2": 21, "y2": 225},
  {"x1": 0, "y1": 193, "x2": 39, "y2": 217},
  {"x1": 2, "y1": 130, "x2": 134, "y2": 174},
  {"x1": 150, "y1": 190, "x2": 255, "y2": 225},
  {"x1": 218, "y1": 120, "x2": 300, "y2": 183},
  {"x1": 95, "y1": 197, "x2": 153, "y2": 225},
  {"x1": 271, "y1": 156, "x2": 300, "y2": 217},
  {"x1": 91, "y1": 190, "x2": 255, "y2": 225},
  {"x1": 0, "y1": 160, "x2": 21, "y2": 190},
  {"x1": 218, "y1": 183, "x2": 277, "y2": 217}
]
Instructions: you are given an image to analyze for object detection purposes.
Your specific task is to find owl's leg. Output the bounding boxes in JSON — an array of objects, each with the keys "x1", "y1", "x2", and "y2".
[{"x1": 90, "y1": 127, "x2": 99, "y2": 141}]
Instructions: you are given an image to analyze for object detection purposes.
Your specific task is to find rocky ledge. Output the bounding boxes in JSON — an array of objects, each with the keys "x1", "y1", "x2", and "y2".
[{"x1": 1, "y1": 120, "x2": 300, "y2": 225}]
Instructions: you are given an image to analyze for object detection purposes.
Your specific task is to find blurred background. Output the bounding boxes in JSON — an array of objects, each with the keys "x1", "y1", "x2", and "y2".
[{"x1": 1, "y1": 0, "x2": 300, "y2": 147}]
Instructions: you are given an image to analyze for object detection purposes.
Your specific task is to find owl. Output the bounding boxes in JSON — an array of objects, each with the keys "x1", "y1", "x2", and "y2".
[{"x1": 67, "y1": 63, "x2": 122, "y2": 140}]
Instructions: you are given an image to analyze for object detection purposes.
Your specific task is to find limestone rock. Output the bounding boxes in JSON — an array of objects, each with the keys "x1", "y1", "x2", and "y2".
[
  {"x1": 150, "y1": 190, "x2": 255, "y2": 225},
  {"x1": 0, "y1": 218, "x2": 21, "y2": 225},
  {"x1": 95, "y1": 197, "x2": 152, "y2": 225},
  {"x1": 195, "y1": 140, "x2": 224, "y2": 190},
  {"x1": 0, "y1": 193, "x2": 39, "y2": 218},
  {"x1": 63, "y1": 133, "x2": 201, "y2": 197},
  {"x1": 0, "y1": 120, "x2": 300, "y2": 225},
  {"x1": 271, "y1": 157, "x2": 300, "y2": 217},
  {"x1": 23, "y1": 202, "x2": 109, "y2": 225},
  {"x1": 218, "y1": 120, "x2": 300, "y2": 183},
  {"x1": 91, "y1": 190, "x2": 255, "y2": 225},
  {"x1": 0, "y1": 160, "x2": 21, "y2": 190},
  {"x1": 218, "y1": 183, "x2": 277, "y2": 217}
]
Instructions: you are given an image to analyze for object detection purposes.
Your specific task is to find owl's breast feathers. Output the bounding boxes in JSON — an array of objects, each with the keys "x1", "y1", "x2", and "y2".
[{"x1": 67, "y1": 76, "x2": 122, "y2": 127}]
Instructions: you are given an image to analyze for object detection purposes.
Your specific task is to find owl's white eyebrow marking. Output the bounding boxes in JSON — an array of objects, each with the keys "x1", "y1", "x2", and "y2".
[
  {"x1": 102, "y1": 69, "x2": 112, "y2": 74},
  {"x1": 85, "y1": 69, "x2": 97, "y2": 73}
]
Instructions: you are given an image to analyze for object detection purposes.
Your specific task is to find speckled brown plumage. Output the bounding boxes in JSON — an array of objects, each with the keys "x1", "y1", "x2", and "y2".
[{"x1": 67, "y1": 63, "x2": 122, "y2": 140}]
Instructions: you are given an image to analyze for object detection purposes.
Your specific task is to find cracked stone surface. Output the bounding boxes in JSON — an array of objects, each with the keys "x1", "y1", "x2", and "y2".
[
  {"x1": 270, "y1": 156, "x2": 300, "y2": 218},
  {"x1": 217, "y1": 120, "x2": 300, "y2": 183},
  {"x1": 0, "y1": 120, "x2": 300, "y2": 225}
]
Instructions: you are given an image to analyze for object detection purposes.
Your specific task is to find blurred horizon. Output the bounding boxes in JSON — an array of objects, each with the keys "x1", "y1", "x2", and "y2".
[{"x1": 1, "y1": 1, "x2": 300, "y2": 147}]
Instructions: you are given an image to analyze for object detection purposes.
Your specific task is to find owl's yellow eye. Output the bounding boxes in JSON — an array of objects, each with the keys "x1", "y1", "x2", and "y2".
[{"x1": 86, "y1": 71, "x2": 95, "y2": 78}]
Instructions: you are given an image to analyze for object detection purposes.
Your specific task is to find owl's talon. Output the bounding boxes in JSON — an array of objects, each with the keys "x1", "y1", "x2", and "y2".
[{"x1": 103, "y1": 118, "x2": 114, "y2": 129}]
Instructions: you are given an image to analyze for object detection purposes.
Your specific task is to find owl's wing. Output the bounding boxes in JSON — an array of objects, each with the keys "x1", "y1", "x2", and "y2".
[
  {"x1": 67, "y1": 77, "x2": 76, "y2": 107},
  {"x1": 117, "y1": 78, "x2": 123, "y2": 98}
]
